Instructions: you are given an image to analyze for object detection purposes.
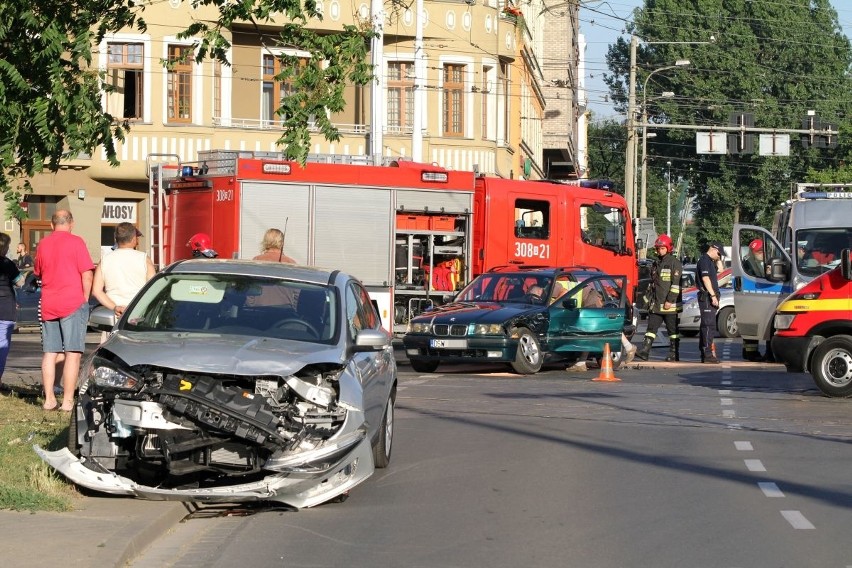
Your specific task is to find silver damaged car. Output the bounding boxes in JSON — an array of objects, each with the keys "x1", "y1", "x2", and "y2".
[{"x1": 35, "y1": 260, "x2": 397, "y2": 508}]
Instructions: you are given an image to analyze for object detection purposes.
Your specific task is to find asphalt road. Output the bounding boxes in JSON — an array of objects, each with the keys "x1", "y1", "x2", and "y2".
[{"x1": 127, "y1": 336, "x2": 852, "y2": 568}]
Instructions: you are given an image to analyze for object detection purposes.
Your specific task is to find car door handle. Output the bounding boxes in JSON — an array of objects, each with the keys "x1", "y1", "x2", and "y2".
[{"x1": 607, "y1": 314, "x2": 619, "y2": 319}]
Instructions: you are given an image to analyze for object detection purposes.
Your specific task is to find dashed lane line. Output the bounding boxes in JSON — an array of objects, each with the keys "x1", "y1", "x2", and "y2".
[{"x1": 781, "y1": 510, "x2": 816, "y2": 530}]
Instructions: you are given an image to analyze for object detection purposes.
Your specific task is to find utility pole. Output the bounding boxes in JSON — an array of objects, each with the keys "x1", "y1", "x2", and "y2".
[{"x1": 624, "y1": 36, "x2": 638, "y2": 218}]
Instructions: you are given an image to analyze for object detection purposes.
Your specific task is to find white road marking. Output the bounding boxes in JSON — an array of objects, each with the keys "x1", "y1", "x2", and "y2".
[
  {"x1": 723, "y1": 409, "x2": 737, "y2": 418},
  {"x1": 722, "y1": 380, "x2": 732, "y2": 385},
  {"x1": 744, "y1": 459, "x2": 766, "y2": 472},
  {"x1": 781, "y1": 510, "x2": 815, "y2": 529},
  {"x1": 720, "y1": 398, "x2": 734, "y2": 405},
  {"x1": 734, "y1": 441, "x2": 753, "y2": 451},
  {"x1": 758, "y1": 482, "x2": 785, "y2": 498},
  {"x1": 726, "y1": 423, "x2": 742, "y2": 430},
  {"x1": 719, "y1": 389, "x2": 732, "y2": 395}
]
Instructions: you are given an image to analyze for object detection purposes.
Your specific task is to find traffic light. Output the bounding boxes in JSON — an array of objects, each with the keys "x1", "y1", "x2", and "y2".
[
  {"x1": 728, "y1": 112, "x2": 755, "y2": 154},
  {"x1": 801, "y1": 115, "x2": 839, "y2": 149}
]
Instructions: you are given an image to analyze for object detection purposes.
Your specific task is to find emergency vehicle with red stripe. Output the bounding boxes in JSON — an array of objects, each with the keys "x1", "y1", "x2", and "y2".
[
  {"x1": 772, "y1": 249, "x2": 852, "y2": 397},
  {"x1": 733, "y1": 184, "x2": 852, "y2": 347},
  {"x1": 148, "y1": 152, "x2": 637, "y2": 334}
]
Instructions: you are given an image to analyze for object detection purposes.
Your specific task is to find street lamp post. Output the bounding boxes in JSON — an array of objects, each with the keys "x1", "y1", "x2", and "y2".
[
  {"x1": 639, "y1": 60, "x2": 689, "y2": 219},
  {"x1": 666, "y1": 160, "x2": 672, "y2": 235},
  {"x1": 624, "y1": 36, "x2": 714, "y2": 221}
]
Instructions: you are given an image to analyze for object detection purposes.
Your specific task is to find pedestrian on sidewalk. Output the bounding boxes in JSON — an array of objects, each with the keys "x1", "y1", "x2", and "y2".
[
  {"x1": 34, "y1": 210, "x2": 95, "y2": 411},
  {"x1": 15, "y1": 242, "x2": 33, "y2": 269},
  {"x1": 697, "y1": 241, "x2": 725, "y2": 364},
  {"x1": 91, "y1": 223, "x2": 156, "y2": 341},
  {"x1": 0, "y1": 233, "x2": 24, "y2": 394}
]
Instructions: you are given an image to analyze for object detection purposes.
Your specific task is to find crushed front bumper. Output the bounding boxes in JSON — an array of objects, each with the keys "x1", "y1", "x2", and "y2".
[{"x1": 34, "y1": 431, "x2": 374, "y2": 509}]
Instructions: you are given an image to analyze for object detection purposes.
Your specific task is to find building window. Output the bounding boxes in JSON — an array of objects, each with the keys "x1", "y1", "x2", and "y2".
[
  {"x1": 443, "y1": 64, "x2": 465, "y2": 137},
  {"x1": 106, "y1": 43, "x2": 144, "y2": 120},
  {"x1": 387, "y1": 61, "x2": 414, "y2": 133},
  {"x1": 167, "y1": 45, "x2": 193, "y2": 123},
  {"x1": 500, "y1": 61, "x2": 510, "y2": 144},
  {"x1": 481, "y1": 65, "x2": 493, "y2": 140},
  {"x1": 262, "y1": 53, "x2": 307, "y2": 126},
  {"x1": 213, "y1": 60, "x2": 222, "y2": 121}
]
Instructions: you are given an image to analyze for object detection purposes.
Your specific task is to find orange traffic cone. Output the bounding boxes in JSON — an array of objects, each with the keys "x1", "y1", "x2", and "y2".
[{"x1": 593, "y1": 343, "x2": 621, "y2": 382}]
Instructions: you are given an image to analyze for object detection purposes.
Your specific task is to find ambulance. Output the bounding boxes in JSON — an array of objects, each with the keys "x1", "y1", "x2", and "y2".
[{"x1": 772, "y1": 249, "x2": 852, "y2": 397}]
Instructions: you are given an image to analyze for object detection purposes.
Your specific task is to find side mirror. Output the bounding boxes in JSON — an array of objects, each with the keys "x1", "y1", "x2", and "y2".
[
  {"x1": 841, "y1": 249, "x2": 852, "y2": 281},
  {"x1": 769, "y1": 258, "x2": 790, "y2": 281},
  {"x1": 563, "y1": 298, "x2": 579, "y2": 310},
  {"x1": 88, "y1": 305, "x2": 117, "y2": 333}
]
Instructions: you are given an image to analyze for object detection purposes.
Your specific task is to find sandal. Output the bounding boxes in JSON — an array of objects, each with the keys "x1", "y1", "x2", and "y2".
[
  {"x1": 42, "y1": 401, "x2": 60, "y2": 411},
  {"x1": 59, "y1": 402, "x2": 75, "y2": 412}
]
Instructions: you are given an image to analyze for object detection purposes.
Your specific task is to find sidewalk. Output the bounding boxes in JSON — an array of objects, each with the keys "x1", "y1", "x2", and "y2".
[{"x1": 0, "y1": 331, "x2": 187, "y2": 568}]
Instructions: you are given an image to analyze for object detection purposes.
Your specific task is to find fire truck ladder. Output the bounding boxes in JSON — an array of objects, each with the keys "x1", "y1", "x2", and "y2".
[{"x1": 146, "y1": 154, "x2": 181, "y2": 270}]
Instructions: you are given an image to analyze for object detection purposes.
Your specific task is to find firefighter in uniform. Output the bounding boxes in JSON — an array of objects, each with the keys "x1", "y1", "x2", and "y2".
[
  {"x1": 187, "y1": 233, "x2": 218, "y2": 258},
  {"x1": 636, "y1": 234, "x2": 683, "y2": 362}
]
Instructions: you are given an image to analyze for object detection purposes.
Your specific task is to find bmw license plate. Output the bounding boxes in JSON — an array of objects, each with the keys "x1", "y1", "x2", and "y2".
[{"x1": 430, "y1": 338, "x2": 467, "y2": 349}]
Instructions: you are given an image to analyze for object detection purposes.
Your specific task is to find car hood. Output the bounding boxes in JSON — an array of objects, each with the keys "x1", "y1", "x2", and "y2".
[
  {"x1": 413, "y1": 301, "x2": 539, "y2": 324},
  {"x1": 99, "y1": 332, "x2": 343, "y2": 376}
]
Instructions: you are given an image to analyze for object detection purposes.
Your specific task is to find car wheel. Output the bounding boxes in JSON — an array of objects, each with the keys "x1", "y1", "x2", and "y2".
[
  {"x1": 811, "y1": 335, "x2": 852, "y2": 397},
  {"x1": 372, "y1": 388, "x2": 396, "y2": 468},
  {"x1": 717, "y1": 306, "x2": 738, "y2": 338},
  {"x1": 510, "y1": 327, "x2": 543, "y2": 374},
  {"x1": 410, "y1": 359, "x2": 439, "y2": 373}
]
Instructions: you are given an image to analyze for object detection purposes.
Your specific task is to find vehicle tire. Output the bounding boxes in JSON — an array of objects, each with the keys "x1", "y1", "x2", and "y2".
[
  {"x1": 717, "y1": 306, "x2": 738, "y2": 338},
  {"x1": 680, "y1": 330, "x2": 698, "y2": 338},
  {"x1": 810, "y1": 335, "x2": 852, "y2": 397},
  {"x1": 510, "y1": 327, "x2": 543, "y2": 374},
  {"x1": 372, "y1": 387, "x2": 396, "y2": 468},
  {"x1": 410, "y1": 359, "x2": 439, "y2": 373}
]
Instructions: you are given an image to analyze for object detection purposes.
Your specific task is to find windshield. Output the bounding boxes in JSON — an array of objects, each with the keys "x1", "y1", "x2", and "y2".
[
  {"x1": 796, "y1": 228, "x2": 852, "y2": 278},
  {"x1": 456, "y1": 273, "x2": 555, "y2": 304},
  {"x1": 122, "y1": 274, "x2": 338, "y2": 343}
]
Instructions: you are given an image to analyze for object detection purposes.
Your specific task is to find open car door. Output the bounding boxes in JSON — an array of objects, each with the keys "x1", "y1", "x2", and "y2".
[
  {"x1": 732, "y1": 224, "x2": 793, "y2": 342},
  {"x1": 547, "y1": 274, "x2": 627, "y2": 355}
]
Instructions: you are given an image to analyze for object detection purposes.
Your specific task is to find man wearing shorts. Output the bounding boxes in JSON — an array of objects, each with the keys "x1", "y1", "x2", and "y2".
[{"x1": 34, "y1": 210, "x2": 95, "y2": 411}]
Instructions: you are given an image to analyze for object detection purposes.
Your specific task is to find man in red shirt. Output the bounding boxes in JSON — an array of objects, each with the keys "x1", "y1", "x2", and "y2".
[{"x1": 34, "y1": 210, "x2": 95, "y2": 411}]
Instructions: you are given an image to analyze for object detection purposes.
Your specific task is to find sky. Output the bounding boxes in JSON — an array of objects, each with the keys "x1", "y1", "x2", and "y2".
[{"x1": 580, "y1": 0, "x2": 852, "y2": 121}]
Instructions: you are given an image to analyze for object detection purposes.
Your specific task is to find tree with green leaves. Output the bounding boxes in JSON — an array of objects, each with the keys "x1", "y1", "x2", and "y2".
[
  {"x1": 0, "y1": 0, "x2": 374, "y2": 219},
  {"x1": 603, "y1": 0, "x2": 852, "y2": 246}
]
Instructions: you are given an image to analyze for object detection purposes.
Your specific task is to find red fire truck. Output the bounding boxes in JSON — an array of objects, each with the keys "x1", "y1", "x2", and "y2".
[{"x1": 149, "y1": 151, "x2": 638, "y2": 334}]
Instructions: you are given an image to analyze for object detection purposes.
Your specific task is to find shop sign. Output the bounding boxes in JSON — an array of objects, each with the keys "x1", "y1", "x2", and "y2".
[{"x1": 102, "y1": 202, "x2": 137, "y2": 223}]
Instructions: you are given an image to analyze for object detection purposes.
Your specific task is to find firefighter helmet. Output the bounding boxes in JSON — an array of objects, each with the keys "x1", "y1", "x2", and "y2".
[
  {"x1": 187, "y1": 233, "x2": 218, "y2": 258},
  {"x1": 654, "y1": 234, "x2": 673, "y2": 252},
  {"x1": 749, "y1": 238, "x2": 763, "y2": 253}
]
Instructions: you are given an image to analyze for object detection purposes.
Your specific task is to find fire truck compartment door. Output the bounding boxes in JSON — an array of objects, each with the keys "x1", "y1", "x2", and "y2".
[
  {"x1": 240, "y1": 182, "x2": 311, "y2": 265},
  {"x1": 732, "y1": 224, "x2": 791, "y2": 341},
  {"x1": 313, "y1": 186, "x2": 393, "y2": 285}
]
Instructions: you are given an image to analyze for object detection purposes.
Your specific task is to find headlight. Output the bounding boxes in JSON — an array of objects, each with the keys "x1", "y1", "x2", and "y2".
[
  {"x1": 87, "y1": 356, "x2": 140, "y2": 391},
  {"x1": 472, "y1": 323, "x2": 503, "y2": 335},
  {"x1": 774, "y1": 314, "x2": 796, "y2": 331},
  {"x1": 685, "y1": 300, "x2": 698, "y2": 310},
  {"x1": 408, "y1": 322, "x2": 432, "y2": 333}
]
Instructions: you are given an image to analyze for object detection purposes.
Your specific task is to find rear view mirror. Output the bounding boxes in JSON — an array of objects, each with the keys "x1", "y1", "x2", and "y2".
[
  {"x1": 769, "y1": 258, "x2": 790, "y2": 281},
  {"x1": 842, "y1": 249, "x2": 852, "y2": 281}
]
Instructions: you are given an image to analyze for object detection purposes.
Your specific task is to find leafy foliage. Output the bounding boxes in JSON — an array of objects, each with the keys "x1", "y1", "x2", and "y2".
[
  {"x1": 604, "y1": 0, "x2": 852, "y2": 246},
  {"x1": 0, "y1": 0, "x2": 376, "y2": 219},
  {"x1": 0, "y1": 0, "x2": 141, "y2": 217}
]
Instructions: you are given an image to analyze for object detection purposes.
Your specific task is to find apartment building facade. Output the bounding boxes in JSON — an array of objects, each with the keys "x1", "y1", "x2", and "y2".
[{"x1": 21, "y1": 0, "x2": 579, "y2": 261}]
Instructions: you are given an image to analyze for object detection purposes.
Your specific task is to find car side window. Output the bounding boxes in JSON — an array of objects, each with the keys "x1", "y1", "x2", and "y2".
[{"x1": 346, "y1": 283, "x2": 378, "y2": 337}]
